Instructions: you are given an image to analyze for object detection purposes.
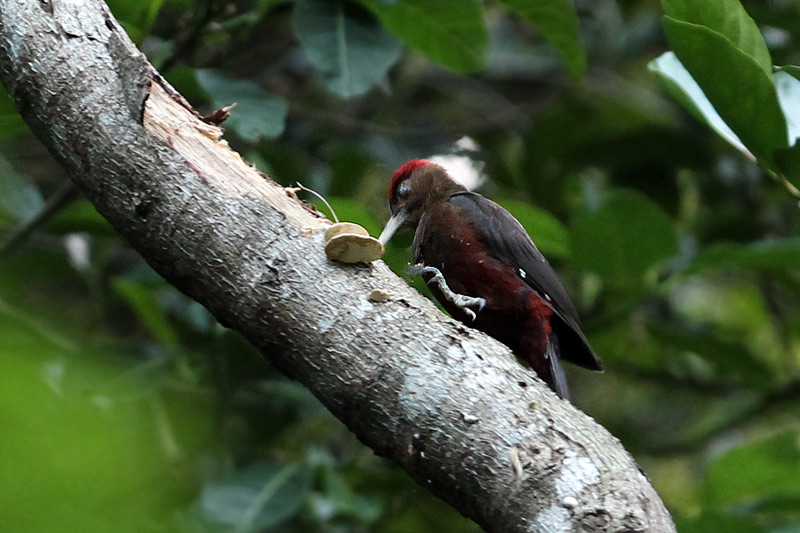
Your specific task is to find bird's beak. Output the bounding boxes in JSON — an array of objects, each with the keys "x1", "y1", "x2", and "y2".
[{"x1": 378, "y1": 209, "x2": 408, "y2": 245}]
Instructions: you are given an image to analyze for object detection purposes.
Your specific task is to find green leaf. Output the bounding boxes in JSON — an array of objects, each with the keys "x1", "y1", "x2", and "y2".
[
  {"x1": 0, "y1": 84, "x2": 28, "y2": 140},
  {"x1": 570, "y1": 189, "x2": 678, "y2": 288},
  {"x1": 164, "y1": 66, "x2": 208, "y2": 102},
  {"x1": 0, "y1": 156, "x2": 44, "y2": 223},
  {"x1": 257, "y1": 0, "x2": 292, "y2": 17},
  {"x1": 357, "y1": 0, "x2": 488, "y2": 73},
  {"x1": 662, "y1": 0, "x2": 772, "y2": 75},
  {"x1": 646, "y1": 321, "x2": 773, "y2": 386},
  {"x1": 0, "y1": 311, "x2": 210, "y2": 533},
  {"x1": 112, "y1": 277, "x2": 179, "y2": 348},
  {"x1": 0, "y1": 297, "x2": 76, "y2": 352},
  {"x1": 777, "y1": 64, "x2": 800, "y2": 83},
  {"x1": 106, "y1": 0, "x2": 166, "y2": 43},
  {"x1": 751, "y1": 493, "x2": 800, "y2": 521},
  {"x1": 317, "y1": 464, "x2": 383, "y2": 521},
  {"x1": 497, "y1": 200, "x2": 570, "y2": 259},
  {"x1": 46, "y1": 200, "x2": 116, "y2": 237},
  {"x1": 662, "y1": 17, "x2": 787, "y2": 169},
  {"x1": 774, "y1": 143, "x2": 800, "y2": 189},
  {"x1": 198, "y1": 462, "x2": 311, "y2": 532},
  {"x1": 772, "y1": 70, "x2": 800, "y2": 187},
  {"x1": 195, "y1": 69, "x2": 288, "y2": 142},
  {"x1": 686, "y1": 238, "x2": 800, "y2": 273},
  {"x1": 0, "y1": 113, "x2": 27, "y2": 141},
  {"x1": 649, "y1": 52, "x2": 750, "y2": 158},
  {"x1": 660, "y1": 0, "x2": 788, "y2": 169},
  {"x1": 705, "y1": 430, "x2": 800, "y2": 507},
  {"x1": 293, "y1": 0, "x2": 402, "y2": 98},
  {"x1": 496, "y1": 0, "x2": 585, "y2": 78},
  {"x1": 325, "y1": 198, "x2": 382, "y2": 236},
  {"x1": 676, "y1": 513, "x2": 766, "y2": 533},
  {"x1": 774, "y1": 70, "x2": 800, "y2": 146}
]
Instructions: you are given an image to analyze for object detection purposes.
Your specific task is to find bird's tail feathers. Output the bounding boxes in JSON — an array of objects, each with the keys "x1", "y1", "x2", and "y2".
[{"x1": 546, "y1": 335, "x2": 570, "y2": 401}]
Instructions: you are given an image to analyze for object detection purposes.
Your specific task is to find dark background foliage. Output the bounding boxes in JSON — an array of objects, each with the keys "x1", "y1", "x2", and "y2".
[{"x1": 1, "y1": 0, "x2": 799, "y2": 531}]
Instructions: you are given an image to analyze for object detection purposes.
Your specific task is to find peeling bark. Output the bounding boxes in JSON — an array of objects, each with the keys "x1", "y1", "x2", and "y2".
[{"x1": 0, "y1": 1, "x2": 676, "y2": 531}]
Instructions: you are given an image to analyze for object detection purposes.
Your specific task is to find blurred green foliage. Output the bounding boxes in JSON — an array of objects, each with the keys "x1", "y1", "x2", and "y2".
[{"x1": 1, "y1": 0, "x2": 800, "y2": 532}]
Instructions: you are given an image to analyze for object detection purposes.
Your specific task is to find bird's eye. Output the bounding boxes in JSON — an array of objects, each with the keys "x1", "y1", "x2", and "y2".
[{"x1": 397, "y1": 181, "x2": 411, "y2": 199}]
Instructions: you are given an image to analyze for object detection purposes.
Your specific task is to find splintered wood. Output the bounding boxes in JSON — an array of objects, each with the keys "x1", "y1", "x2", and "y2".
[{"x1": 142, "y1": 80, "x2": 324, "y2": 231}]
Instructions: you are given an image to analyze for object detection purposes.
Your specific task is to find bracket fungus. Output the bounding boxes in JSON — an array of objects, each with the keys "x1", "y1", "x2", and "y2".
[{"x1": 324, "y1": 222, "x2": 384, "y2": 264}]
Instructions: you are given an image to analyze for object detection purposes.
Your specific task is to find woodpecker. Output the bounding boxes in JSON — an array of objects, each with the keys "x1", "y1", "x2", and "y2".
[{"x1": 378, "y1": 159, "x2": 602, "y2": 399}]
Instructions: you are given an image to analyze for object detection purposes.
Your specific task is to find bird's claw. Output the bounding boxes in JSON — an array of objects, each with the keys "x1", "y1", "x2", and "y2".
[
  {"x1": 461, "y1": 307, "x2": 477, "y2": 322},
  {"x1": 407, "y1": 264, "x2": 486, "y2": 321}
]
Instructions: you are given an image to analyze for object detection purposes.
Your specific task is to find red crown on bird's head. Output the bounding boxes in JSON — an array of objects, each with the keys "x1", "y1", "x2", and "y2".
[{"x1": 388, "y1": 159, "x2": 433, "y2": 202}]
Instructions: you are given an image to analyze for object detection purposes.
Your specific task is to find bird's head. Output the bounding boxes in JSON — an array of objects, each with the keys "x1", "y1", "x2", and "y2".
[{"x1": 378, "y1": 159, "x2": 466, "y2": 245}]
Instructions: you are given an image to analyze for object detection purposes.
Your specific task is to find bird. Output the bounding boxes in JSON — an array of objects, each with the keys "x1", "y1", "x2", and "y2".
[{"x1": 378, "y1": 159, "x2": 602, "y2": 399}]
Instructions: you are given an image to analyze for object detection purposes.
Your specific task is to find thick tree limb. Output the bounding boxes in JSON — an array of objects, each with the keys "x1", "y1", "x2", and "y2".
[{"x1": 0, "y1": 1, "x2": 675, "y2": 531}]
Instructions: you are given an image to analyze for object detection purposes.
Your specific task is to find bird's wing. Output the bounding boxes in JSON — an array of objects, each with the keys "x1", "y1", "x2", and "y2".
[{"x1": 449, "y1": 192, "x2": 603, "y2": 371}]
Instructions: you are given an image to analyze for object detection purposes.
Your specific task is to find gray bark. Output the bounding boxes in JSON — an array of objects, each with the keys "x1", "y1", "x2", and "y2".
[{"x1": 0, "y1": 1, "x2": 676, "y2": 531}]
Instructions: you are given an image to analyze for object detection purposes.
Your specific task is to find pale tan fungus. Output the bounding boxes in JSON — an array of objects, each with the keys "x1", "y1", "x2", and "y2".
[
  {"x1": 325, "y1": 222, "x2": 369, "y2": 242},
  {"x1": 368, "y1": 289, "x2": 391, "y2": 302},
  {"x1": 325, "y1": 233, "x2": 384, "y2": 264}
]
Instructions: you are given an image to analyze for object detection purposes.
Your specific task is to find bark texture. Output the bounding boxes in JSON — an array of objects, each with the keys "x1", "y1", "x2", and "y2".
[{"x1": 0, "y1": 1, "x2": 676, "y2": 531}]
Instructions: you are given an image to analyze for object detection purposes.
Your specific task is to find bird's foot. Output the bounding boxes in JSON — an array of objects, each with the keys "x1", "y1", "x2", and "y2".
[{"x1": 407, "y1": 264, "x2": 486, "y2": 321}]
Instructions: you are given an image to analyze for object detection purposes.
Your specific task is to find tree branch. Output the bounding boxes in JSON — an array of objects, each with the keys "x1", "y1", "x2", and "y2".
[
  {"x1": 0, "y1": 1, "x2": 675, "y2": 531},
  {"x1": 0, "y1": 179, "x2": 78, "y2": 255}
]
